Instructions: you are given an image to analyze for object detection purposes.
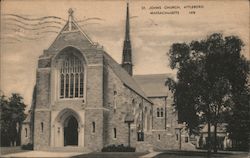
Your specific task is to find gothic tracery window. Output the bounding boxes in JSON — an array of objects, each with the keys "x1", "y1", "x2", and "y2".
[{"x1": 59, "y1": 55, "x2": 84, "y2": 99}]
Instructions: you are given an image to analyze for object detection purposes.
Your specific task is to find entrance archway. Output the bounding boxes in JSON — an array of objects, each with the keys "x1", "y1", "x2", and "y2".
[
  {"x1": 52, "y1": 108, "x2": 84, "y2": 147},
  {"x1": 64, "y1": 116, "x2": 78, "y2": 146}
]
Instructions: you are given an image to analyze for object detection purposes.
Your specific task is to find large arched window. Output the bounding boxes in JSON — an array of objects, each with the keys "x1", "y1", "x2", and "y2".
[{"x1": 59, "y1": 54, "x2": 84, "y2": 99}]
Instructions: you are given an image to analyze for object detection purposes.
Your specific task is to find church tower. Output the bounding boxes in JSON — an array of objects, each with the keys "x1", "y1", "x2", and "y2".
[{"x1": 122, "y1": 2, "x2": 133, "y2": 76}]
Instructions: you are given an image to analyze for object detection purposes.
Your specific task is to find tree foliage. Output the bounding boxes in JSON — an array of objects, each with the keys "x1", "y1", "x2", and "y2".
[
  {"x1": 166, "y1": 33, "x2": 249, "y2": 152},
  {"x1": 0, "y1": 93, "x2": 27, "y2": 146}
]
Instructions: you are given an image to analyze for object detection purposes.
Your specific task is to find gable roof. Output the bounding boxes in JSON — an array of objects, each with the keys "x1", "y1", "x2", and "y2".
[
  {"x1": 103, "y1": 52, "x2": 152, "y2": 104},
  {"x1": 133, "y1": 74, "x2": 175, "y2": 97},
  {"x1": 48, "y1": 9, "x2": 94, "y2": 51}
]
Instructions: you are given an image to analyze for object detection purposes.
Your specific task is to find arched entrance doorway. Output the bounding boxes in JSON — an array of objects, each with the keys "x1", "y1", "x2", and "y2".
[
  {"x1": 52, "y1": 108, "x2": 84, "y2": 147},
  {"x1": 64, "y1": 116, "x2": 78, "y2": 146}
]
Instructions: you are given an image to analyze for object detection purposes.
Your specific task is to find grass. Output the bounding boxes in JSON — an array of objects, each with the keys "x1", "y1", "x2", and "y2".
[
  {"x1": 153, "y1": 150, "x2": 249, "y2": 158},
  {"x1": 72, "y1": 150, "x2": 249, "y2": 158}
]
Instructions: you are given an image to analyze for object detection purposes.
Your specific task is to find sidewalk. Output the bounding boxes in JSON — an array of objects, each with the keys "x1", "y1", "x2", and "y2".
[
  {"x1": 1, "y1": 151, "x2": 85, "y2": 157},
  {"x1": 139, "y1": 152, "x2": 162, "y2": 158}
]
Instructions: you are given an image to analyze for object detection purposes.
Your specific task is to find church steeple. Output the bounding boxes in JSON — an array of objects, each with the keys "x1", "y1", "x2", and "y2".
[{"x1": 122, "y1": 2, "x2": 133, "y2": 76}]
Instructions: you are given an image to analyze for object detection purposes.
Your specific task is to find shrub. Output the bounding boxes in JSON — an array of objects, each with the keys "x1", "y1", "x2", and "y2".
[
  {"x1": 21, "y1": 143, "x2": 33, "y2": 150},
  {"x1": 102, "y1": 144, "x2": 135, "y2": 152}
]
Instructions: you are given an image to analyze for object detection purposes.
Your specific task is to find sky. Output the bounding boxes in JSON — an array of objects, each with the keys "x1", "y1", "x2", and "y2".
[{"x1": 1, "y1": 0, "x2": 249, "y2": 108}]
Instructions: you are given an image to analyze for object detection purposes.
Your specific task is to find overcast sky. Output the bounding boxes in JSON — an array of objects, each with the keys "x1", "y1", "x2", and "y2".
[{"x1": 1, "y1": 0, "x2": 249, "y2": 107}]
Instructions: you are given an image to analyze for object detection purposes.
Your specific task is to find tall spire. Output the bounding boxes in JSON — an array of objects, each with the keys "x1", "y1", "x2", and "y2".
[
  {"x1": 122, "y1": 2, "x2": 133, "y2": 76},
  {"x1": 125, "y1": 2, "x2": 130, "y2": 41}
]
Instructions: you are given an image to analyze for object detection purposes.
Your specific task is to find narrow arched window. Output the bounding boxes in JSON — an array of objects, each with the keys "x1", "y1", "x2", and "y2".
[
  {"x1": 80, "y1": 73, "x2": 84, "y2": 97},
  {"x1": 114, "y1": 128, "x2": 117, "y2": 139},
  {"x1": 25, "y1": 128, "x2": 27, "y2": 137},
  {"x1": 41, "y1": 122, "x2": 44, "y2": 133},
  {"x1": 92, "y1": 122, "x2": 95, "y2": 133},
  {"x1": 65, "y1": 74, "x2": 69, "y2": 98},
  {"x1": 70, "y1": 73, "x2": 74, "y2": 98},
  {"x1": 60, "y1": 74, "x2": 64, "y2": 98},
  {"x1": 157, "y1": 108, "x2": 160, "y2": 117},
  {"x1": 75, "y1": 74, "x2": 79, "y2": 97},
  {"x1": 158, "y1": 134, "x2": 161, "y2": 140}
]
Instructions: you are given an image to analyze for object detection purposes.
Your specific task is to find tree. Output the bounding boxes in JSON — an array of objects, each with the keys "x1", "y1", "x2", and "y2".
[
  {"x1": 0, "y1": 93, "x2": 27, "y2": 146},
  {"x1": 0, "y1": 95, "x2": 11, "y2": 146},
  {"x1": 166, "y1": 33, "x2": 249, "y2": 154},
  {"x1": 227, "y1": 85, "x2": 250, "y2": 151}
]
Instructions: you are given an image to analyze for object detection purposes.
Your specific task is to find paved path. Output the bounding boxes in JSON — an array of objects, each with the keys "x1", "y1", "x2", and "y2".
[
  {"x1": 139, "y1": 152, "x2": 162, "y2": 158},
  {"x1": 1, "y1": 151, "x2": 86, "y2": 157}
]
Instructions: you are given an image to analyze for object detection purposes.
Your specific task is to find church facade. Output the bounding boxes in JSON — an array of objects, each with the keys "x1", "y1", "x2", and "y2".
[{"x1": 21, "y1": 4, "x2": 193, "y2": 152}]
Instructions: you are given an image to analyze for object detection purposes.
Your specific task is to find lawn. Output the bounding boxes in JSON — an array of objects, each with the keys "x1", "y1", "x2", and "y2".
[
  {"x1": 153, "y1": 150, "x2": 249, "y2": 158},
  {"x1": 72, "y1": 151, "x2": 249, "y2": 158}
]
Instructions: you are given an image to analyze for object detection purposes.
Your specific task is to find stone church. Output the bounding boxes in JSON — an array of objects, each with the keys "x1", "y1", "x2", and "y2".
[{"x1": 21, "y1": 3, "x2": 193, "y2": 152}]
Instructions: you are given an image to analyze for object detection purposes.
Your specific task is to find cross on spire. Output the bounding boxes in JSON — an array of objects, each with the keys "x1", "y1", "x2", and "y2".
[
  {"x1": 68, "y1": 8, "x2": 74, "y2": 31},
  {"x1": 68, "y1": 8, "x2": 74, "y2": 17}
]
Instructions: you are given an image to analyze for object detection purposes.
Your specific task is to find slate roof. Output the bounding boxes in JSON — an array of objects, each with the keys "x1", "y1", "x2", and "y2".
[
  {"x1": 103, "y1": 52, "x2": 152, "y2": 103},
  {"x1": 124, "y1": 113, "x2": 135, "y2": 123},
  {"x1": 133, "y1": 74, "x2": 175, "y2": 97},
  {"x1": 201, "y1": 123, "x2": 228, "y2": 133},
  {"x1": 23, "y1": 113, "x2": 31, "y2": 123}
]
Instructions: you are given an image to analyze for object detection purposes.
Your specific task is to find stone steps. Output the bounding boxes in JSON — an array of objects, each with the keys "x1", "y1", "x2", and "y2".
[{"x1": 46, "y1": 146, "x2": 85, "y2": 152}]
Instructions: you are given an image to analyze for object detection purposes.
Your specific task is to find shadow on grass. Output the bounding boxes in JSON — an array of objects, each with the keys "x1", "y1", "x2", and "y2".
[{"x1": 72, "y1": 152, "x2": 148, "y2": 158}]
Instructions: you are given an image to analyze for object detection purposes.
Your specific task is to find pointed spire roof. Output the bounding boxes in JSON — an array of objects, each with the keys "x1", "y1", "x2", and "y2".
[
  {"x1": 122, "y1": 2, "x2": 133, "y2": 76},
  {"x1": 125, "y1": 2, "x2": 130, "y2": 41}
]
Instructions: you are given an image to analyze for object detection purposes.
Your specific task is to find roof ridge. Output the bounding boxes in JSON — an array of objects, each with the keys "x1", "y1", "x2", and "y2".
[
  {"x1": 72, "y1": 17, "x2": 93, "y2": 44},
  {"x1": 103, "y1": 52, "x2": 152, "y2": 103},
  {"x1": 133, "y1": 73, "x2": 175, "y2": 76},
  {"x1": 48, "y1": 9, "x2": 94, "y2": 50}
]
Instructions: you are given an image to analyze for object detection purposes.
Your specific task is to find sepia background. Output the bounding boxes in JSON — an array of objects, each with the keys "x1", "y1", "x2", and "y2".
[{"x1": 1, "y1": 0, "x2": 249, "y2": 109}]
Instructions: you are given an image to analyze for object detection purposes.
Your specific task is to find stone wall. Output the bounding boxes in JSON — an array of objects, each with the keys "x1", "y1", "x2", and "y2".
[
  {"x1": 31, "y1": 29, "x2": 106, "y2": 151},
  {"x1": 151, "y1": 96, "x2": 177, "y2": 130},
  {"x1": 33, "y1": 60, "x2": 52, "y2": 150},
  {"x1": 103, "y1": 59, "x2": 153, "y2": 149},
  {"x1": 21, "y1": 123, "x2": 31, "y2": 145},
  {"x1": 33, "y1": 110, "x2": 51, "y2": 150},
  {"x1": 35, "y1": 68, "x2": 51, "y2": 109},
  {"x1": 149, "y1": 95, "x2": 182, "y2": 150},
  {"x1": 84, "y1": 108, "x2": 104, "y2": 151}
]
